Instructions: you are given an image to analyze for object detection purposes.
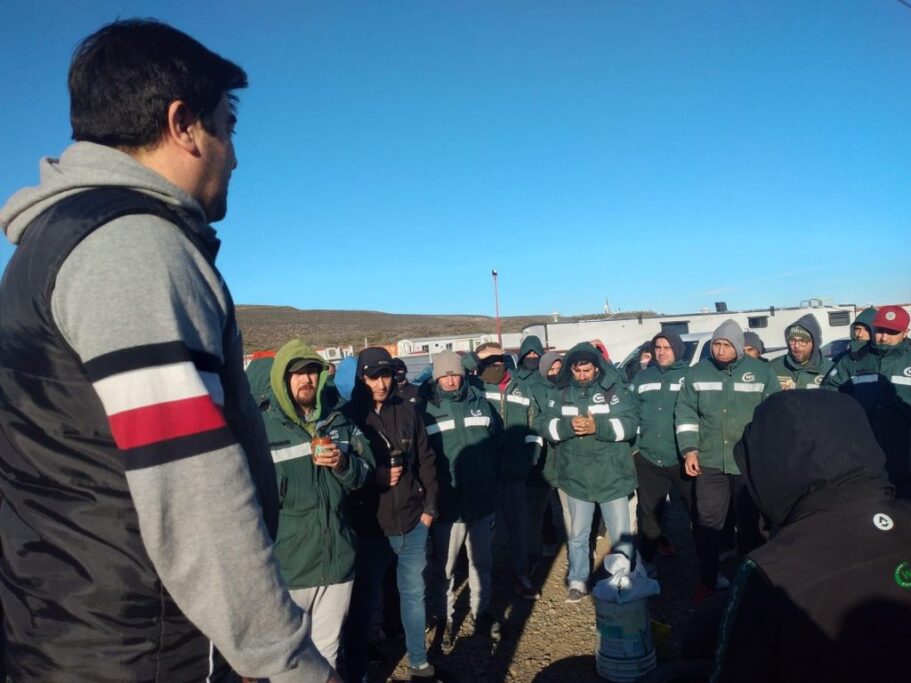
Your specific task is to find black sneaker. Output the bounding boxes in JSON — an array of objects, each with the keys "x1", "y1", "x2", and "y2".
[
  {"x1": 513, "y1": 576, "x2": 541, "y2": 600},
  {"x1": 407, "y1": 662, "x2": 436, "y2": 680}
]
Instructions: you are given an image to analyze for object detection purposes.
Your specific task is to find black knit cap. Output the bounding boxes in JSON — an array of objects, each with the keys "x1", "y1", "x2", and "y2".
[{"x1": 652, "y1": 330, "x2": 685, "y2": 362}]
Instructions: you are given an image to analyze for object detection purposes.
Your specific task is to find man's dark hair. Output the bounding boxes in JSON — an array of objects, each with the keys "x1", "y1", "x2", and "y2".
[{"x1": 69, "y1": 19, "x2": 247, "y2": 148}]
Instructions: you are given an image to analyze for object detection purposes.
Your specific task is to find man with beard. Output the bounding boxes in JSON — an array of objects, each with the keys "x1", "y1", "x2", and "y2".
[
  {"x1": 711, "y1": 391, "x2": 911, "y2": 683},
  {"x1": 675, "y1": 320, "x2": 780, "y2": 601},
  {"x1": 260, "y1": 341, "x2": 374, "y2": 667},
  {"x1": 473, "y1": 342, "x2": 542, "y2": 600},
  {"x1": 770, "y1": 314, "x2": 833, "y2": 390},
  {"x1": 537, "y1": 342, "x2": 639, "y2": 603},
  {"x1": 824, "y1": 305, "x2": 911, "y2": 497}
]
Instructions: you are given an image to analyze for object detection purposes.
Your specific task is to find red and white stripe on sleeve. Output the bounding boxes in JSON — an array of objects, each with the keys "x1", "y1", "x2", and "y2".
[{"x1": 84, "y1": 341, "x2": 235, "y2": 470}]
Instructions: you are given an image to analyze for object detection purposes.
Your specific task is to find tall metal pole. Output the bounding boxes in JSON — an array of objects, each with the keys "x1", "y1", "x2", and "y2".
[{"x1": 491, "y1": 269, "x2": 502, "y2": 347}]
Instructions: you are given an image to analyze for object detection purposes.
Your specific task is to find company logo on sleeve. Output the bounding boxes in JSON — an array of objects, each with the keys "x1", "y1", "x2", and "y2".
[
  {"x1": 895, "y1": 562, "x2": 911, "y2": 589},
  {"x1": 873, "y1": 513, "x2": 894, "y2": 531},
  {"x1": 742, "y1": 372, "x2": 756, "y2": 382}
]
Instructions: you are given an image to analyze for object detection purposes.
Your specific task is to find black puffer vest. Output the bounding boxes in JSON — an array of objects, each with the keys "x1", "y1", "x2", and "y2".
[{"x1": 0, "y1": 188, "x2": 277, "y2": 682}]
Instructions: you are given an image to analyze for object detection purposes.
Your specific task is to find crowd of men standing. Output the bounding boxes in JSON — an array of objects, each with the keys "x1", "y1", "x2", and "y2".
[{"x1": 252, "y1": 301, "x2": 911, "y2": 681}]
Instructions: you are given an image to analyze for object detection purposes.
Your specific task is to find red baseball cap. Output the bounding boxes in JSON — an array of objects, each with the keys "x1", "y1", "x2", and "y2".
[{"x1": 872, "y1": 305, "x2": 910, "y2": 333}]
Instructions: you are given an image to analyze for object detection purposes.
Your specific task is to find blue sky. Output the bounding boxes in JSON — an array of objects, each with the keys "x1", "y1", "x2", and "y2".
[{"x1": 2, "y1": 1, "x2": 909, "y2": 317}]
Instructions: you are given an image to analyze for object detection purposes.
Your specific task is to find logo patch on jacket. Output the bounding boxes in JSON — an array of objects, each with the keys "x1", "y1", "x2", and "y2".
[
  {"x1": 895, "y1": 561, "x2": 911, "y2": 589},
  {"x1": 610, "y1": 394, "x2": 620, "y2": 406},
  {"x1": 874, "y1": 513, "x2": 894, "y2": 531},
  {"x1": 329, "y1": 429, "x2": 340, "y2": 441},
  {"x1": 904, "y1": 367, "x2": 911, "y2": 378},
  {"x1": 592, "y1": 393, "x2": 605, "y2": 404},
  {"x1": 471, "y1": 409, "x2": 483, "y2": 416},
  {"x1": 742, "y1": 372, "x2": 756, "y2": 382}
]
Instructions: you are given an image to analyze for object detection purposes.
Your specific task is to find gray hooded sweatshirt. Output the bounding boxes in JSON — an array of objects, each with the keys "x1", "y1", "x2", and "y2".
[{"x1": 1, "y1": 143, "x2": 330, "y2": 682}]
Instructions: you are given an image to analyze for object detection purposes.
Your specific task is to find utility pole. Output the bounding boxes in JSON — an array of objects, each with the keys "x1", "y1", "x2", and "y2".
[{"x1": 491, "y1": 269, "x2": 502, "y2": 347}]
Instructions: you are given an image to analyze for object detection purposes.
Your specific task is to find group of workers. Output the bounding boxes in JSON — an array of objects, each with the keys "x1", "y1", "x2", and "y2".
[{"x1": 254, "y1": 301, "x2": 911, "y2": 681}]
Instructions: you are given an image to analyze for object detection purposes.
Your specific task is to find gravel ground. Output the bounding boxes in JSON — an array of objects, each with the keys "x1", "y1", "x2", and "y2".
[{"x1": 363, "y1": 492, "x2": 719, "y2": 683}]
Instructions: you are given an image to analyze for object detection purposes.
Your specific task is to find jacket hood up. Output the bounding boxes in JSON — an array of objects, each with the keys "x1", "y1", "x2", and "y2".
[
  {"x1": 1, "y1": 141, "x2": 210, "y2": 245},
  {"x1": 712, "y1": 319, "x2": 745, "y2": 360},
  {"x1": 852, "y1": 307, "x2": 877, "y2": 340},
  {"x1": 270, "y1": 340, "x2": 329, "y2": 434},
  {"x1": 518, "y1": 335, "x2": 545, "y2": 361},
  {"x1": 538, "y1": 351, "x2": 562, "y2": 379},
  {"x1": 734, "y1": 390, "x2": 891, "y2": 527},
  {"x1": 652, "y1": 330, "x2": 686, "y2": 366},
  {"x1": 784, "y1": 313, "x2": 824, "y2": 368},
  {"x1": 557, "y1": 341, "x2": 621, "y2": 389}
]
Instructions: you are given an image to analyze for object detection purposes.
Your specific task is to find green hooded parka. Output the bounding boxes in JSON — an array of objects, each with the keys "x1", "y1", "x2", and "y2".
[{"x1": 257, "y1": 340, "x2": 374, "y2": 589}]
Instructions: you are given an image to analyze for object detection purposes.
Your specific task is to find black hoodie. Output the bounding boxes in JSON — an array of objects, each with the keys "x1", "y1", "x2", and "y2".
[{"x1": 712, "y1": 391, "x2": 911, "y2": 683}]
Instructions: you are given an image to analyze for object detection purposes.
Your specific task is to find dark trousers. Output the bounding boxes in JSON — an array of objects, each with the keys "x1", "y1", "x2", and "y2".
[
  {"x1": 694, "y1": 467, "x2": 763, "y2": 587},
  {"x1": 634, "y1": 454, "x2": 695, "y2": 561}
]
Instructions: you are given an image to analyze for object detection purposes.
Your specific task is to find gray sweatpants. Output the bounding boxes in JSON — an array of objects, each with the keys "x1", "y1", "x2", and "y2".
[
  {"x1": 288, "y1": 580, "x2": 353, "y2": 667},
  {"x1": 430, "y1": 514, "x2": 495, "y2": 622}
]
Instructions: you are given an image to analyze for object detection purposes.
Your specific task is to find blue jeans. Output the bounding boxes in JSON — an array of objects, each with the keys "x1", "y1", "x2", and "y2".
[
  {"x1": 344, "y1": 521, "x2": 429, "y2": 680},
  {"x1": 564, "y1": 494, "x2": 634, "y2": 590}
]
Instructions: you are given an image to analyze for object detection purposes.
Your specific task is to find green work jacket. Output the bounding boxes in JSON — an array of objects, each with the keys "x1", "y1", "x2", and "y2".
[
  {"x1": 770, "y1": 353, "x2": 833, "y2": 391},
  {"x1": 630, "y1": 361, "x2": 690, "y2": 468},
  {"x1": 472, "y1": 374, "x2": 542, "y2": 481},
  {"x1": 535, "y1": 349, "x2": 638, "y2": 503},
  {"x1": 421, "y1": 383, "x2": 502, "y2": 523},
  {"x1": 259, "y1": 341, "x2": 375, "y2": 589},
  {"x1": 674, "y1": 354, "x2": 779, "y2": 474}
]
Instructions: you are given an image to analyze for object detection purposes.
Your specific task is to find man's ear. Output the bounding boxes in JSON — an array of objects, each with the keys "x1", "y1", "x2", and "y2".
[{"x1": 165, "y1": 100, "x2": 200, "y2": 154}]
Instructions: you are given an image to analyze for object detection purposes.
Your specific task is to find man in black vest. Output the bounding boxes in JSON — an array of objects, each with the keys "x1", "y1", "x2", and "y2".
[{"x1": 0, "y1": 20, "x2": 335, "y2": 683}]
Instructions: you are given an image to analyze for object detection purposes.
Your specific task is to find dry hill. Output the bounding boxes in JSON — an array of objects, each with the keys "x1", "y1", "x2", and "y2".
[{"x1": 235, "y1": 306, "x2": 551, "y2": 353}]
